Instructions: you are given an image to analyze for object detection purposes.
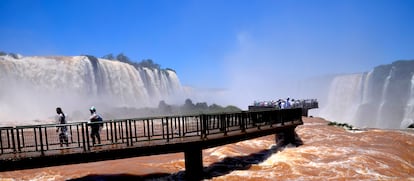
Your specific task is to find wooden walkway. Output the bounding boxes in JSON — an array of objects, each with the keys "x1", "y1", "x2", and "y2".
[{"x1": 0, "y1": 100, "x2": 318, "y2": 180}]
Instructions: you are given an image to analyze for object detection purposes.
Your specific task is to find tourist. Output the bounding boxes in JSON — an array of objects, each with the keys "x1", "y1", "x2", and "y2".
[
  {"x1": 89, "y1": 106, "x2": 103, "y2": 145},
  {"x1": 56, "y1": 107, "x2": 69, "y2": 147},
  {"x1": 285, "y1": 98, "x2": 291, "y2": 109}
]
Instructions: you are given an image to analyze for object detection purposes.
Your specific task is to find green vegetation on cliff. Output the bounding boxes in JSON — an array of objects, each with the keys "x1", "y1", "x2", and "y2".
[
  {"x1": 101, "y1": 53, "x2": 174, "y2": 72},
  {"x1": 104, "y1": 99, "x2": 242, "y2": 119}
]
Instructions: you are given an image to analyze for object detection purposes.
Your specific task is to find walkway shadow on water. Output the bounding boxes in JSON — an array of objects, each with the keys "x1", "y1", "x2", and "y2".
[{"x1": 69, "y1": 133, "x2": 303, "y2": 181}]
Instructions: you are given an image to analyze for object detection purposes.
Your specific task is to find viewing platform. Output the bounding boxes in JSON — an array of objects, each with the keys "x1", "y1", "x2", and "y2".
[
  {"x1": 248, "y1": 99, "x2": 319, "y2": 116},
  {"x1": 0, "y1": 100, "x2": 318, "y2": 180}
]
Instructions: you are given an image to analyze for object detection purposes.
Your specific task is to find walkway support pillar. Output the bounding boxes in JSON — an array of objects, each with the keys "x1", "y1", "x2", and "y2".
[
  {"x1": 184, "y1": 144, "x2": 203, "y2": 180},
  {"x1": 275, "y1": 126, "x2": 302, "y2": 146},
  {"x1": 301, "y1": 108, "x2": 309, "y2": 117}
]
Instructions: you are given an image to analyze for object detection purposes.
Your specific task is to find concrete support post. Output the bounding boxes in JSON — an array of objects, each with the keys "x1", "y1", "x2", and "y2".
[
  {"x1": 275, "y1": 127, "x2": 298, "y2": 146},
  {"x1": 302, "y1": 108, "x2": 309, "y2": 117},
  {"x1": 184, "y1": 145, "x2": 203, "y2": 180}
]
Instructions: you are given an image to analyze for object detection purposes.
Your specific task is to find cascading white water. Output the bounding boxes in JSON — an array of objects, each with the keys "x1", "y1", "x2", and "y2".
[
  {"x1": 401, "y1": 73, "x2": 414, "y2": 128},
  {"x1": 320, "y1": 60, "x2": 414, "y2": 129},
  {"x1": 319, "y1": 74, "x2": 365, "y2": 126},
  {"x1": 361, "y1": 71, "x2": 373, "y2": 104},
  {"x1": 0, "y1": 55, "x2": 183, "y2": 125},
  {"x1": 376, "y1": 67, "x2": 393, "y2": 127},
  {"x1": 96, "y1": 58, "x2": 151, "y2": 105}
]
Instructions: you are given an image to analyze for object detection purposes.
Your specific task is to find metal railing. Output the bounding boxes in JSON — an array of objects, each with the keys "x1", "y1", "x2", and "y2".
[
  {"x1": 249, "y1": 99, "x2": 319, "y2": 110},
  {"x1": 0, "y1": 108, "x2": 303, "y2": 156}
]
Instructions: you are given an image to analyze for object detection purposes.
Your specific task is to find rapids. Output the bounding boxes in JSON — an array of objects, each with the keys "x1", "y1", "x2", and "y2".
[{"x1": 0, "y1": 117, "x2": 412, "y2": 180}]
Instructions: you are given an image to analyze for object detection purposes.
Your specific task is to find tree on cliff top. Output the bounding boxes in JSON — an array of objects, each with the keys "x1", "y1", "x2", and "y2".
[
  {"x1": 102, "y1": 53, "x2": 165, "y2": 70},
  {"x1": 138, "y1": 59, "x2": 160, "y2": 69}
]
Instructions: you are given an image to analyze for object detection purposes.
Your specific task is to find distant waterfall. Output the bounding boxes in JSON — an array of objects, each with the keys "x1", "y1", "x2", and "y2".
[
  {"x1": 320, "y1": 60, "x2": 414, "y2": 129},
  {"x1": 319, "y1": 74, "x2": 365, "y2": 127},
  {"x1": 0, "y1": 55, "x2": 183, "y2": 124},
  {"x1": 401, "y1": 74, "x2": 414, "y2": 128}
]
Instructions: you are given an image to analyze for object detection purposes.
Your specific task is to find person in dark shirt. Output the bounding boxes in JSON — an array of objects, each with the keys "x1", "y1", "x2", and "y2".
[{"x1": 89, "y1": 106, "x2": 103, "y2": 145}]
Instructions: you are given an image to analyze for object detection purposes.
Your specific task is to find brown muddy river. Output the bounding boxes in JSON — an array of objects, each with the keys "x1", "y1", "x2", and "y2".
[{"x1": 0, "y1": 117, "x2": 413, "y2": 180}]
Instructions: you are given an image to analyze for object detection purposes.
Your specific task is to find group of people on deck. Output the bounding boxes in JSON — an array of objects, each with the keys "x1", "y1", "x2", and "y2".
[
  {"x1": 252, "y1": 98, "x2": 302, "y2": 109},
  {"x1": 55, "y1": 106, "x2": 103, "y2": 147}
]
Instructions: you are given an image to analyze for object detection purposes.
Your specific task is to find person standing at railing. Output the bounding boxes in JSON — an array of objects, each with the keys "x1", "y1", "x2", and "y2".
[
  {"x1": 285, "y1": 98, "x2": 291, "y2": 109},
  {"x1": 56, "y1": 107, "x2": 69, "y2": 147},
  {"x1": 88, "y1": 106, "x2": 103, "y2": 145}
]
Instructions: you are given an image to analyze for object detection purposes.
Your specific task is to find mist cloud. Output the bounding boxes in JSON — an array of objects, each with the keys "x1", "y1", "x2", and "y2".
[{"x1": 212, "y1": 32, "x2": 316, "y2": 109}]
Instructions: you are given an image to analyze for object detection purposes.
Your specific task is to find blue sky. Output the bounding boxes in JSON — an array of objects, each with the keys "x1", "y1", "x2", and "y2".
[{"x1": 1, "y1": 0, "x2": 414, "y2": 98}]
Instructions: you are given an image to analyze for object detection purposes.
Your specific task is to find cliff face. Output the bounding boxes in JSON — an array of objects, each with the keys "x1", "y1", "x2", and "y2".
[
  {"x1": 0, "y1": 55, "x2": 183, "y2": 123},
  {"x1": 320, "y1": 60, "x2": 414, "y2": 129}
]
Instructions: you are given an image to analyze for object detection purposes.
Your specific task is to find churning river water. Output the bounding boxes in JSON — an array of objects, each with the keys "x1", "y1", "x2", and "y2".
[{"x1": 0, "y1": 117, "x2": 413, "y2": 181}]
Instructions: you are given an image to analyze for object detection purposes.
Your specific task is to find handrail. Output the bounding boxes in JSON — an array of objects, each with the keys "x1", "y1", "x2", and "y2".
[{"x1": 0, "y1": 108, "x2": 303, "y2": 157}]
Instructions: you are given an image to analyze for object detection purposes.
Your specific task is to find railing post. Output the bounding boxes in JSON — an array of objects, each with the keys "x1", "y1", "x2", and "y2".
[
  {"x1": 151, "y1": 119, "x2": 155, "y2": 138},
  {"x1": 171, "y1": 117, "x2": 175, "y2": 139},
  {"x1": 11, "y1": 128, "x2": 16, "y2": 152},
  {"x1": 0, "y1": 129, "x2": 3, "y2": 154},
  {"x1": 109, "y1": 121, "x2": 114, "y2": 143},
  {"x1": 134, "y1": 120, "x2": 138, "y2": 142},
  {"x1": 219, "y1": 114, "x2": 223, "y2": 132},
  {"x1": 44, "y1": 127, "x2": 49, "y2": 151},
  {"x1": 85, "y1": 123, "x2": 90, "y2": 151},
  {"x1": 170, "y1": 117, "x2": 174, "y2": 139},
  {"x1": 81, "y1": 123, "x2": 86, "y2": 152},
  {"x1": 120, "y1": 121, "x2": 124, "y2": 144},
  {"x1": 166, "y1": 117, "x2": 170, "y2": 142},
  {"x1": 21, "y1": 129, "x2": 25, "y2": 149},
  {"x1": 38, "y1": 127, "x2": 44, "y2": 156},
  {"x1": 69, "y1": 125, "x2": 74, "y2": 144},
  {"x1": 196, "y1": 116, "x2": 200, "y2": 136},
  {"x1": 105, "y1": 122, "x2": 109, "y2": 141},
  {"x1": 129, "y1": 120, "x2": 134, "y2": 146},
  {"x1": 185, "y1": 117, "x2": 189, "y2": 135},
  {"x1": 114, "y1": 122, "x2": 118, "y2": 144},
  {"x1": 147, "y1": 119, "x2": 151, "y2": 141},
  {"x1": 161, "y1": 118, "x2": 165, "y2": 139},
  {"x1": 7, "y1": 129, "x2": 11, "y2": 149},
  {"x1": 199, "y1": 115, "x2": 202, "y2": 139},
  {"x1": 223, "y1": 114, "x2": 228, "y2": 136},
  {"x1": 124, "y1": 120, "x2": 129, "y2": 146},
  {"x1": 33, "y1": 127, "x2": 38, "y2": 151},
  {"x1": 76, "y1": 124, "x2": 80, "y2": 147},
  {"x1": 16, "y1": 128, "x2": 21, "y2": 152},
  {"x1": 240, "y1": 112, "x2": 246, "y2": 132},
  {"x1": 203, "y1": 114, "x2": 208, "y2": 139},
  {"x1": 175, "y1": 117, "x2": 183, "y2": 137}
]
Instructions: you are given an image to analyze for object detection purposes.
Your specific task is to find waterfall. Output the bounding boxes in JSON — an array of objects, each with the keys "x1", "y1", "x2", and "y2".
[
  {"x1": 0, "y1": 55, "x2": 183, "y2": 125},
  {"x1": 320, "y1": 60, "x2": 414, "y2": 129},
  {"x1": 376, "y1": 67, "x2": 394, "y2": 127},
  {"x1": 401, "y1": 74, "x2": 414, "y2": 128},
  {"x1": 319, "y1": 74, "x2": 365, "y2": 126},
  {"x1": 361, "y1": 70, "x2": 373, "y2": 104}
]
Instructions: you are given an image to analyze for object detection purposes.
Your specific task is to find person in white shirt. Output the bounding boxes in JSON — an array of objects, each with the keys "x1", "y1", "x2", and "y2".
[
  {"x1": 56, "y1": 107, "x2": 69, "y2": 147},
  {"x1": 89, "y1": 106, "x2": 103, "y2": 145}
]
